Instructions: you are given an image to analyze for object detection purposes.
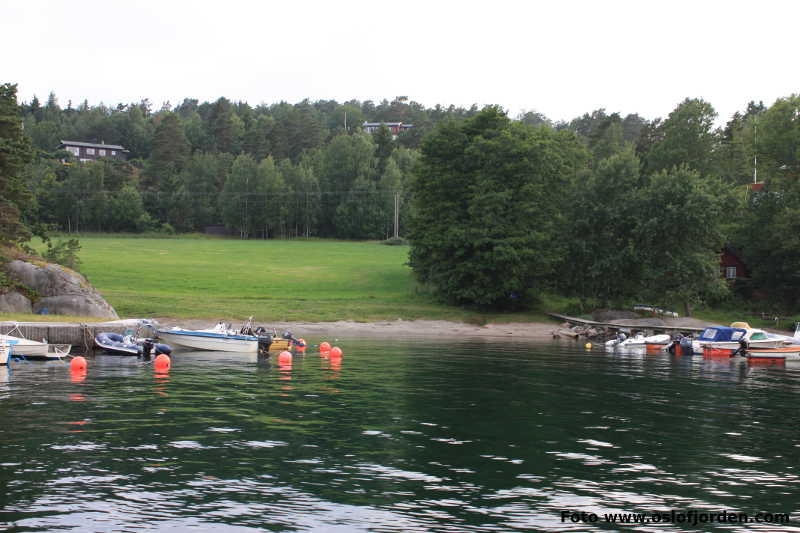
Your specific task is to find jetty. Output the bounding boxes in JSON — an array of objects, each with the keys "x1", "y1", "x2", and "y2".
[
  {"x1": 0, "y1": 320, "x2": 149, "y2": 354},
  {"x1": 548, "y1": 313, "x2": 707, "y2": 339}
]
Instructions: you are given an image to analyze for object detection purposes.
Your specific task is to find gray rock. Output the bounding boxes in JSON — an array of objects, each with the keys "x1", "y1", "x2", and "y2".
[
  {"x1": 0, "y1": 291, "x2": 33, "y2": 313},
  {"x1": 5, "y1": 260, "x2": 118, "y2": 319}
]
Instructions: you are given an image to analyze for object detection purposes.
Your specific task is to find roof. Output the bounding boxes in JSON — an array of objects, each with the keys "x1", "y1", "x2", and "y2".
[
  {"x1": 362, "y1": 122, "x2": 404, "y2": 127},
  {"x1": 59, "y1": 140, "x2": 128, "y2": 151}
]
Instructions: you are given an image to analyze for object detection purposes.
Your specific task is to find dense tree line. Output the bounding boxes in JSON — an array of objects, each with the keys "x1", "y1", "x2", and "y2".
[
  {"x1": 18, "y1": 94, "x2": 481, "y2": 238},
  {"x1": 409, "y1": 96, "x2": 800, "y2": 314},
  {"x1": 4, "y1": 84, "x2": 800, "y2": 312}
]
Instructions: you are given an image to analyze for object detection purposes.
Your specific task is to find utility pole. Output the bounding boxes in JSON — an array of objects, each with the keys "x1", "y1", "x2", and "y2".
[
  {"x1": 753, "y1": 121, "x2": 758, "y2": 184},
  {"x1": 393, "y1": 191, "x2": 399, "y2": 239}
]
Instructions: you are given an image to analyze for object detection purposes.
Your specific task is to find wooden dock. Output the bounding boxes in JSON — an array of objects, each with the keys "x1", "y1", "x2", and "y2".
[
  {"x1": 548, "y1": 313, "x2": 706, "y2": 336},
  {"x1": 0, "y1": 320, "x2": 151, "y2": 354}
]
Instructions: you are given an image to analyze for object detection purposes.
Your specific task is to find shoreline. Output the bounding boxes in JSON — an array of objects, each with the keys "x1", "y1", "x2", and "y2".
[
  {"x1": 155, "y1": 318, "x2": 561, "y2": 340},
  {"x1": 152, "y1": 316, "x2": 721, "y2": 341},
  {"x1": 0, "y1": 315, "x2": 732, "y2": 343}
]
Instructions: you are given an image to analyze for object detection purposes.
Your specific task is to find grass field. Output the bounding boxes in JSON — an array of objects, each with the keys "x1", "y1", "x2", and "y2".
[
  {"x1": 27, "y1": 236, "x2": 550, "y2": 323},
  {"x1": 10, "y1": 235, "x2": 794, "y2": 330}
]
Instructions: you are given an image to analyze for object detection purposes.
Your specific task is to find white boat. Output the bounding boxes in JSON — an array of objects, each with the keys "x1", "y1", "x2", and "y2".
[
  {"x1": 747, "y1": 346, "x2": 800, "y2": 361},
  {"x1": 156, "y1": 318, "x2": 295, "y2": 353},
  {"x1": 0, "y1": 338, "x2": 14, "y2": 366},
  {"x1": 605, "y1": 333, "x2": 671, "y2": 352},
  {"x1": 686, "y1": 323, "x2": 799, "y2": 355},
  {"x1": 0, "y1": 334, "x2": 71, "y2": 360}
]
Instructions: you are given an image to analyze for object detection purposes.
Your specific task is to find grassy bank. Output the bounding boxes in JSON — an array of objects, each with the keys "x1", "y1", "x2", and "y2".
[
  {"x1": 20, "y1": 236, "x2": 551, "y2": 323},
  {"x1": 9, "y1": 235, "x2": 794, "y2": 330}
]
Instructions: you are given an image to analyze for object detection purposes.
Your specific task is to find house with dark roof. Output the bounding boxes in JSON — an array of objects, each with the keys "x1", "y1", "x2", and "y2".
[
  {"x1": 362, "y1": 122, "x2": 413, "y2": 139},
  {"x1": 59, "y1": 140, "x2": 128, "y2": 162}
]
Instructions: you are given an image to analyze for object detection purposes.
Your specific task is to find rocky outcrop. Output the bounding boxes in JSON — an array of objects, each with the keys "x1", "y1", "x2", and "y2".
[
  {"x1": 4, "y1": 260, "x2": 118, "y2": 319},
  {"x1": 0, "y1": 290, "x2": 33, "y2": 313}
]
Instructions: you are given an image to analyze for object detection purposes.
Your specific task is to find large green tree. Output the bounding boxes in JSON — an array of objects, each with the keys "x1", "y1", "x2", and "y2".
[
  {"x1": 633, "y1": 166, "x2": 733, "y2": 315},
  {"x1": 642, "y1": 98, "x2": 719, "y2": 176},
  {"x1": 561, "y1": 146, "x2": 645, "y2": 305},
  {"x1": 0, "y1": 83, "x2": 34, "y2": 245},
  {"x1": 220, "y1": 154, "x2": 258, "y2": 238},
  {"x1": 408, "y1": 106, "x2": 587, "y2": 309}
]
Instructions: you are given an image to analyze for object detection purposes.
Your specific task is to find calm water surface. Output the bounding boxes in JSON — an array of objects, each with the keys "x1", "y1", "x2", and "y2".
[{"x1": 1, "y1": 338, "x2": 800, "y2": 532}]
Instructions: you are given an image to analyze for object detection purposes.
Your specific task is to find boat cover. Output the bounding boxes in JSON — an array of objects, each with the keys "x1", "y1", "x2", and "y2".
[{"x1": 697, "y1": 327, "x2": 747, "y2": 342}]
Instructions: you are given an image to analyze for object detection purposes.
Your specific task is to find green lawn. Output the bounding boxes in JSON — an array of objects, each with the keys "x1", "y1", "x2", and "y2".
[{"x1": 33, "y1": 236, "x2": 549, "y2": 323}]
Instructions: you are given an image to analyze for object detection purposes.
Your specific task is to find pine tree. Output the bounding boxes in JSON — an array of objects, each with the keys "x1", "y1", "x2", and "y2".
[{"x1": 0, "y1": 83, "x2": 34, "y2": 245}]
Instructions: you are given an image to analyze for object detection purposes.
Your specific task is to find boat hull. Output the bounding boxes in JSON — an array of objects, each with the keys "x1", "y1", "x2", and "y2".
[
  {"x1": 748, "y1": 347, "x2": 800, "y2": 360},
  {"x1": 0, "y1": 335, "x2": 49, "y2": 356},
  {"x1": 156, "y1": 330, "x2": 259, "y2": 352}
]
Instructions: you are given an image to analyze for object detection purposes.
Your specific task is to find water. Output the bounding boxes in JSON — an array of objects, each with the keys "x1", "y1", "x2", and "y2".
[{"x1": 1, "y1": 339, "x2": 800, "y2": 532}]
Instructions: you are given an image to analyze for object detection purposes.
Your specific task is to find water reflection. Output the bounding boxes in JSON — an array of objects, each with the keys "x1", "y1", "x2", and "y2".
[{"x1": 0, "y1": 340, "x2": 799, "y2": 531}]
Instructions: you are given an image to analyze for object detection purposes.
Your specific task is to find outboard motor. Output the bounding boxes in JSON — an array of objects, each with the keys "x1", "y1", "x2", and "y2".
[
  {"x1": 732, "y1": 339, "x2": 748, "y2": 357},
  {"x1": 257, "y1": 334, "x2": 273, "y2": 354},
  {"x1": 141, "y1": 339, "x2": 154, "y2": 361},
  {"x1": 679, "y1": 336, "x2": 694, "y2": 356}
]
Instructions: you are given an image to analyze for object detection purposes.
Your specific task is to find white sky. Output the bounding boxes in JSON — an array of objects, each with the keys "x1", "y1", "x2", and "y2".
[{"x1": 3, "y1": 0, "x2": 798, "y2": 125}]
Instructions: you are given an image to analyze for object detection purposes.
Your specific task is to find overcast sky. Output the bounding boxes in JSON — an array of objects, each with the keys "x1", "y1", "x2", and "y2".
[{"x1": 3, "y1": 0, "x2": 798, "y2": 125}]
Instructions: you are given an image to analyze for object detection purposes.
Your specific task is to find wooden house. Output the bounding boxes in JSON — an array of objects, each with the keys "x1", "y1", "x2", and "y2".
[
  {"x1": 59, "y1": 140, "x2": 128, "y2": 162},
  {"x1": 721, "y1": 246, "x2": 748, "y2": 281}
]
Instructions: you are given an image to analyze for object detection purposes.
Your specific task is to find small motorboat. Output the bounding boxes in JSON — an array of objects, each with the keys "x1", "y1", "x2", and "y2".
[
  {"x1": 605, "y1": 332, "x2": 671, "y2": 352},
  {"x1": 156, "y1": 317, "x2": 302, "y2": 353},
  {"x1": 95, "y1": 332, "x2": 172, "y2": 357},
  {"x1": 0, "y1": 334, "x2": 71, "y2": 360},
  {"x1": 747, "y1": 346, "x2": 800, "y2": 361}
]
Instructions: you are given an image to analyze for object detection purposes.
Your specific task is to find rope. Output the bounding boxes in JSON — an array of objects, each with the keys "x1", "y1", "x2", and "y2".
[{"x1": 81, "y1": 324, "x2": 94, "y2": 355}]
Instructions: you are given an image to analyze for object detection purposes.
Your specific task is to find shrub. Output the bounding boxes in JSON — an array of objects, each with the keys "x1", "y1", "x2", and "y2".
[{"x1": 43, "y1": 238, "x2": 82, "y2": 271}]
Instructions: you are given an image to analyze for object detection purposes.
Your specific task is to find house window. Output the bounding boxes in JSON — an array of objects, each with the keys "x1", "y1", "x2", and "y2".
[
  {"x1": 86, "y1": 148, "x2": 95, "y2": 155},
  {"x1": 111, "y1": 150, "x2": 117, "y2": 155},
  {"x1": 725, "y1": 266, "x2": 737, "y2": 279},
  {"x1": 68, "y1": 146, "x2": 80, "y2": 156},
  {"x1": 99, "y1": 149, "x2": 106, "y2": 156}
]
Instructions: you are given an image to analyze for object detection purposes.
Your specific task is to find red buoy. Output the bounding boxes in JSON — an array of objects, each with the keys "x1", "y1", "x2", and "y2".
[
  {"x1": 70, "y1": 356, "x2": 87, "y2": 372},
  {"x1": 154, "y1": 353, "x2": 171, "y2": 372},
  {"x1": 320, "y1": 341, "x2": 331, "y2": 354},
  {"x1": 278, "y1": 351, "x2": 293, "y2": 364},
  {"x1": 330, "y1": 346, "x2": 343, "y2": 358}
]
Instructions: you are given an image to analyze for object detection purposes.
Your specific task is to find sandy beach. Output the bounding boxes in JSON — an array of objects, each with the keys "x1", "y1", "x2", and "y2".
[{"x1": 154, "y1": 316, "x2": 720, "y2": 341}]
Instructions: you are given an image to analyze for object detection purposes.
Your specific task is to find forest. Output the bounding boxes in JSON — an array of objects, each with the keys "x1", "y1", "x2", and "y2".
[{"x1": 2, "y1": 84, "x2": 800, "y2": 313}]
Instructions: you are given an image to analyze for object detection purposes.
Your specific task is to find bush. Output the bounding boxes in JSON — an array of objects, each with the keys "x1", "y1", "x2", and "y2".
[
  {"x1": 43, "y1": 238, "x2": 82, "y2": 271},
  {"x1": 382, "y1": 237, "x2": 407, "y2": 246}
]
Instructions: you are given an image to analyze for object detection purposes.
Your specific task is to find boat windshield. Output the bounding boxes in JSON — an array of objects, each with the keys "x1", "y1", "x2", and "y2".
[
  {"x1": 699, "y1": 328, "x2": 719, "y2": 340},
  {"x1": 750, "y1": 331, "x2": 768, "y2": 340}
]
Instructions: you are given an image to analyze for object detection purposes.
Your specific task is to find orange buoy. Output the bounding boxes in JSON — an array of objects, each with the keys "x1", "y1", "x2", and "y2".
[
  {"x1": 154, "y1": 353, "x2": 171, "y2": 372},
  {"x1": 278, "y1": 351, "x2": 293, "y2": 364},
  {"x1": 330, "y1": 346, "x2": 343, "y2": 358},
  {"x1": 320, "y1": 341, "x2": 331, "y2": 353},
  {"x1": 70, "y1": 356, "x2": 87, "y2": 371}
]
